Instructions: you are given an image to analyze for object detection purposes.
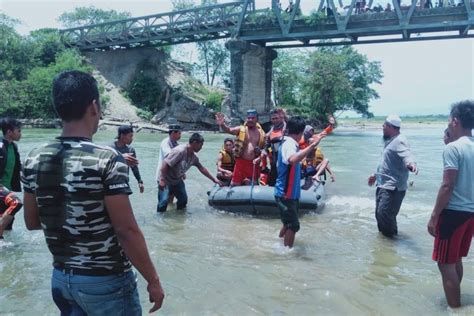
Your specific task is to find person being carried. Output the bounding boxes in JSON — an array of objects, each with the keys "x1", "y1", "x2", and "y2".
[
  {"x1": 427, "y1": 100, "x2": 474, "y2": 309},
  {"x1": 216, "y1": 109, "x2": 266, "y2": 186},
  {"x1": 158, "y1": 133, "x2": 223, "y2": 213},
  {"x1": 110, "y1": 125, "x2": 144, "y2": 193},
  {"x1": 274, "y1": 116, "x2": 326, "y2": 248},
  {"x1": 368, "y1": 114, "x2": 418, "y2": 237},
  {"x1": 0, "y1": 185, "x2": 22, "y2": 242},
  {"x1": 216, "y1": 138, "x2": 235, "y2": 186},
  {"x1": 22, "y1": 70, "x2": 165, "y2": 314},
  {"x1": 0, "y1": 117, "x2": 22, "y2": 230}
]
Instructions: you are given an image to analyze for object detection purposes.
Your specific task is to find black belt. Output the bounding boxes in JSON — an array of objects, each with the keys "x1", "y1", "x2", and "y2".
[{"x1": 54, "y1": 266, "x2": 127, "y2": 276}]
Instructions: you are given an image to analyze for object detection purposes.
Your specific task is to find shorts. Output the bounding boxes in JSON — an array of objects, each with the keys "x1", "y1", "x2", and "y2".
[
  {"x1": 231, "y1": 158, "x2": 260, "y2": 185},
  {"x1": 275, "y1": 196, "x2": 300, "y2": 233},
  {"x1": 432, "y1": 209, "x2": 474, "y2": 264}
]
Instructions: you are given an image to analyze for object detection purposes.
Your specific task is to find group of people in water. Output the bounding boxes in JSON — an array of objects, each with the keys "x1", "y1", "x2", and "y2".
[{"x1": 0, "y1": 70, "x2": 473, "y2": 313}]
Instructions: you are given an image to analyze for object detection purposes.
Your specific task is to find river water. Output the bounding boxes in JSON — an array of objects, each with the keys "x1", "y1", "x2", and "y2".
[{"x1": 1, "y1": 125, "x2": 472, "y2": 315}]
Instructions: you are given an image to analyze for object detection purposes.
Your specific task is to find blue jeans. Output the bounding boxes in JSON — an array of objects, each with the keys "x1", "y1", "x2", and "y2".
[
  {"x1": 51, "y1": 269, "x2": 141, "y2": 316},
  {"x1": 157, "y1": 180, "x2": 188, "y2": 212}
]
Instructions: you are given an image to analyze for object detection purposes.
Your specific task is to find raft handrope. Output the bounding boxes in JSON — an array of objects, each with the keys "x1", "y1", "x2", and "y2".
[{"x1": 250, "y1": 160, "x2": 258, "y2": 215}]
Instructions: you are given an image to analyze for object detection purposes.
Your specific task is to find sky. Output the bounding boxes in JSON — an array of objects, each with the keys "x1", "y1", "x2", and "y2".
[{"x1": 1, "y1": 0, "x2": 473, "y2": 116}]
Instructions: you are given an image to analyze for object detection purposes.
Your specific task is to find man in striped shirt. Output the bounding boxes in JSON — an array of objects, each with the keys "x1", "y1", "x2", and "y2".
[{"x1": 274, "y1": 116, "x2": 326, "y2": 248}]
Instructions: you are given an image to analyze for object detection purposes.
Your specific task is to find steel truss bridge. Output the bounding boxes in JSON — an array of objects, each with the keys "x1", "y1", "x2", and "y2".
[{"x1": 60, "y1": 0, "x2": 474, "y2": 50}]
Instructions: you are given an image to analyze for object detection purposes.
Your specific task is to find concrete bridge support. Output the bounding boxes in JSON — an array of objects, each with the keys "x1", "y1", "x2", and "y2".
[{"x1": 226, "y1": 40, "x2": 277, "y2": 123}]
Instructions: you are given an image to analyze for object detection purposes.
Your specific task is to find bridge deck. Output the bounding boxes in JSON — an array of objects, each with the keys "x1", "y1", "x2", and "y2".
[{"x1": 60, "y1": 1, "x2": 474, "y2": 50}]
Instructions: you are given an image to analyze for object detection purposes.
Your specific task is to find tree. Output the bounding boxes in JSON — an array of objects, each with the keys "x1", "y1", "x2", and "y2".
[
  {"x1": 272, "y1": 50, "x2": 305, "y2": 108},
  {"x1": 273, "y1": 46, "x2": 382, "y2": 124},
  {"x1": 29, "y1": 28, "x2": 65, "y2": 66},
  {"x1": 171, "y1": 0, "x2": 196, "y2": 10},
  {"x1": 0, "y1": 14, "x2": 37, "y2": 81},
  {"x1": 58, "y1": 6, "x2": 131, "y2": 28},
  {"x1": 302, "y1": 46, "x2": 382, "y2": 122},
  {"x1": 196, "y1": 40, "x2": 229, "y2": 86}
]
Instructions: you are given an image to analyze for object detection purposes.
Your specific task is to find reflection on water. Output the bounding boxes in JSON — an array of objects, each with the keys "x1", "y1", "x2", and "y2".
[{"x1": 1, "y1": 127, "x2": 473, "y2": 314}]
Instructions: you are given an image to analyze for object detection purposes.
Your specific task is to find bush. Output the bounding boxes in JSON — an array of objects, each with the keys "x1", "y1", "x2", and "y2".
[
  {"x1": 127, "y1": 71, "x2": 162, "y2": 113},
  {"x1": 136, "y1": 108, "x2": 154, "y2": 121},
  {"x1": 204, "y1": 91, "x2": 223, "y2": 111}
]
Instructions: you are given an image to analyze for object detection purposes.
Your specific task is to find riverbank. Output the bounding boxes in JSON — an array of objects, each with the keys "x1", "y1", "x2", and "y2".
[{"x1": 337, "y1": 116, "x2": 448, "y2": 130}]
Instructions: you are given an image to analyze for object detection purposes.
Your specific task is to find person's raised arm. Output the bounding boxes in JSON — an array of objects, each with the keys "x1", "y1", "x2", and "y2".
[
  {"x1": 215, "y1": 112, "x2": 240, "y2": 135},
  {"x1": 23, "y1": 192, "x2": 41, "y2": 230},
  {"x1": 288, "y1": 132, "x2": 326, "y2": 165},
  {"x1": 105, "y1": 194, "x2": 165, "y2": 313}
]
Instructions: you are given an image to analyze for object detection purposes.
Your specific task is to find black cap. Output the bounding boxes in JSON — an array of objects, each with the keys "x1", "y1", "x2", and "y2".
[
  {"x1": 168, "y1": 124, "x2": 182, "y2": 132},
  {"x1": 118, "y1": 125, "x2": 133, "y2": 136}
]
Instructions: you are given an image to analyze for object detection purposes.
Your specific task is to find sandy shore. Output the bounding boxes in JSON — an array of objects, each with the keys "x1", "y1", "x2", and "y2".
[{"x1": 336, "y1": 119, "x2": 447, "y2": 130}]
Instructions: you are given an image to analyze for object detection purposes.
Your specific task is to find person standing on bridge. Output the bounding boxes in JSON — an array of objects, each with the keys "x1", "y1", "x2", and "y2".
[
  {"x1": 427, "y1": 100, "x2": 474, "y2": 309},
  {"x1": 368, "y1": 114, "x2": 418, "y2": 237},
  {"x1": 216, "y1": 109, "x2": 266, "y2": 186}
]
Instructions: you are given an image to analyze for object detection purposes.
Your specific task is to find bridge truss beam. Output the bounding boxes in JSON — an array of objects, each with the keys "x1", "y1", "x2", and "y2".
[{"x1": 60, "y1": 0, "x2": 474, "y2": 50}]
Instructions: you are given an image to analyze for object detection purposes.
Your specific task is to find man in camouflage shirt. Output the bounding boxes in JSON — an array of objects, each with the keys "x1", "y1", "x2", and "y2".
[{"x1": 22, "y1": 71, "x2": 164, "y2": 315}]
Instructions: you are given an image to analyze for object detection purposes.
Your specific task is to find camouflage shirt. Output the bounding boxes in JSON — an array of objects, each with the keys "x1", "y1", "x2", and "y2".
[{"x1": 21, "y1": 137, "x2": 133, "y2": 275}]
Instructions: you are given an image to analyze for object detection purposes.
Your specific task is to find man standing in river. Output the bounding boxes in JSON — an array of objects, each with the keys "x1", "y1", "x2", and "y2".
[
  {"x1": 158, "y1": 133, "x2": 223, "y2": 212},
  {"x1": 427, "y1": 100, "x2": 474, "y2": 308},
  {"x1": 110, "y1": 125, "x2": 144, "y2": 193},
  {"x1": 275, "y1": 116, "x2": 326, "y2": 248},
  {"x1": 368, "y1": 114, "x2": 418, "y2": 237},
  {"x1": 22, "y1": 70, "x2": 164, "y2": 314},
  {"x1": 0, "y1": 118, "x2": 22, "y2": 231}
]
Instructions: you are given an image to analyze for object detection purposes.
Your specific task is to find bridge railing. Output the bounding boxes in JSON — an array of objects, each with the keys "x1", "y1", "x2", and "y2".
[
  {"x1": 60, "y1": 1, "x2": 246, "y2": 50},
  {"x1": 60, "y1": 0, "x2": 473, "y2": 50}
]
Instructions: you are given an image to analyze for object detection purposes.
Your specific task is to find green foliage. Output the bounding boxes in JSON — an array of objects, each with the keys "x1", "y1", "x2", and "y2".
[
  {"x1": 303, "y1": 10, "x2": 327, "y2": 25},
  {"x1": 204, "y1": 91, "x2": 223, "y2": 111},
  {"x1": 245, "y1": 9, "x2": 276, "y2": 26},
  {"x1": 171, "y1": 0, "x2": 196, "y2": 10},
  {"x1": 127, "y1": 71, "x2": 162, "y2": 113},
  {"x1": 136, "y1": 108, "x2": 154, "y2": 121},
  {"x1": 273, "y1": 46, "x2": 383, "y2": 125},
  {"x1": 29, "y1": 28, "x2": 65, "y2": 66},
  {"x1": 0, "y1": 23, "x2": 37, "y2": 81},
  {"x1": 195, "y1": 39, "x2": 229, "y2": 86},
  {"x1": 19, "y1": 50, "x2": 92, "y2": 118},
  {"x1": 58, "y1": 6, "x2": 131, "y2": 28}
]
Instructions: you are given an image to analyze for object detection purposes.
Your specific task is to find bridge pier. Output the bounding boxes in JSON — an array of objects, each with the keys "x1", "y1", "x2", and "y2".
[{"x1": 226, "y1": 40, "x2": 277, "y2": 123}]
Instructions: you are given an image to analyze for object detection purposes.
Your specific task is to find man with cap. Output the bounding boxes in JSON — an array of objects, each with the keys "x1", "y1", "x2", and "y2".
[
  {"x1": 215, "y1": 109, "x2": 266, "y2": 186},
  {"x1": 155, "y1": 123, "x2": 182, "y2": 211},
  {"x1": 110, "y1": 125, "x2": 144, "y2": 193},
  {"x1": 368, "y1": 114, "x2": 418, "y2": 237}
]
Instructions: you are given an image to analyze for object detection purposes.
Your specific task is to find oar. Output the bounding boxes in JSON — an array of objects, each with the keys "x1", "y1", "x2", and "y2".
[{"x1": 250, "y1": 160, "x2": 258, "y2": 215}]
